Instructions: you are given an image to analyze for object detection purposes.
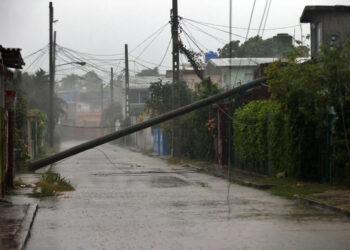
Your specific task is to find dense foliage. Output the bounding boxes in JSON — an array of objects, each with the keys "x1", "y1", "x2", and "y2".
[
  {"x1": 233, "y1": 100, "x2": 292, "y2": 174},
  {"x1": 232, "y1": 42, "x2": 350, "y2": 183}
]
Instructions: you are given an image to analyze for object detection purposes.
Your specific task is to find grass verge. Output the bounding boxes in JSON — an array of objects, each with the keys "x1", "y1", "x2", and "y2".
[{"x1": 245, "y1": 176, "x2": 338, "y2": 199}]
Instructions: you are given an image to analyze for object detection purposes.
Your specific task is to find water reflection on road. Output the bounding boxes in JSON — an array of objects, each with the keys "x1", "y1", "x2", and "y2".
[{"x1": 26, "y1": 141, "x2": 350, "y2": 250}]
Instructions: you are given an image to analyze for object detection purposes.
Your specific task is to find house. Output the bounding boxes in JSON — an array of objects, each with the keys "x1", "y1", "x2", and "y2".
[
  {"x1": 300, "y1": 5, "x2": 350, "y2": 58},
  {"x1": 206, "y1": 58, "x2": 278, "y2": 89},
  {"x1": 166, "y1": 64, "x2": 221, "y2": 90},
  {"x1": 114, "y1": 75, "x2": 172, "y2": 119},
  {"x1": 0, "y1": 45, "x2": 24, "y2": 196}
]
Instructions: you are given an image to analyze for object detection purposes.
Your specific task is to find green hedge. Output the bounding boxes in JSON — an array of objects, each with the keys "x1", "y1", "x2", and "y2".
[{"x1": 233, "y1": 100, "x2": 292, "y2": 174}]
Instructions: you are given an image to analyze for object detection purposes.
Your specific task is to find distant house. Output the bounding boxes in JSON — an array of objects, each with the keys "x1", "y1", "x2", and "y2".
[
  {"x1": 114, "y1": 75, "x2": 172, "y2": 119},
  {"x1": 300, "y1": 5, "x2": 350, "y2": 58},
  {"x1": 206, "y1": 58, "x2": 278, "y2": 89},
  {"x1": 166, "y1": 64, "x2": 221, "y2": 90}
]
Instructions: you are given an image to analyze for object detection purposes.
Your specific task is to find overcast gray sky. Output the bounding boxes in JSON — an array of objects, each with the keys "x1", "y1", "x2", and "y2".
[{"x1": 1, "y1": 0, "x2": 349, "y2": 80}]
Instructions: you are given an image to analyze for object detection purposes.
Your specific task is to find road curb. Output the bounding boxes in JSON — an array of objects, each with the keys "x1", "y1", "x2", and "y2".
[
  {"x1": 294, "y1": 194, "x2": 350, "y2": 217},
  {"x1": 15, "y1": 204, "x2": 39, "y2": 250},
  {"x1": 198, "y1": 166, "x2": 275, "y2": 190}
]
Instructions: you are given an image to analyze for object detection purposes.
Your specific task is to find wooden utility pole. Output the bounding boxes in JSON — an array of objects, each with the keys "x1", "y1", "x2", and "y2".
[
  {"x1": 125, "y1": 44, "x2": 130, "y2": 121},
  {"x1": 110, "y1": 67, "x2": 114, "y2": 104},
  {"x1": 49, "y1": 2, "x2": 54, "y2": 147},
  {"x1": 101, "y1": 83, "x2": 104, "y2": 113},
  {"x1": 171, "y1": 0, "x2": 180, "y2": 157}
]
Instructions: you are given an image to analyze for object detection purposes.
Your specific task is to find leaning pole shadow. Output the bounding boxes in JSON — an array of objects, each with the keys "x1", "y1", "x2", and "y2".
[{"x1": 28, "y1": 78, "x2": 266, "y2": 170}]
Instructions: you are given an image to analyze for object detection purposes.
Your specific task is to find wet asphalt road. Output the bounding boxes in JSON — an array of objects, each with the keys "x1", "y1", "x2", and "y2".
[{"x1": 26, "y1": 141, "x2": 350, "y2": 250}]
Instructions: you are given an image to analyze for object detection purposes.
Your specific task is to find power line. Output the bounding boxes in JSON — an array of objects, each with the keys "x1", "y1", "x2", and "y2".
[
  {"x1": 181, "y1": 16, "x2": 301, "y2": 31},
  {"x1": 257, "y1": 0, "x2": 269, "y2": 36},
  {"x1": 181, "y1": 21, "x2": 210, "y2": 51},
  {"x1": 233, "y1": 0, "x2": 257, "y2": 86},
  {"x1": 23, "y1": 48, "x2": 48, "y2": 72},
  {"x1": 135, "y1": 24, "x2": 169, "y2": 59},
  {"x1": 23, "y1": 44, "x2": 49, "y2": 59},
  {"x1": 261, "y1": 0, "x2": 273, "y2": 38},
  {"x1": 182, "y1": 18, "x2": 246, "y2": 40},
  {"x1": 182, "y1": 20, "x2": 228, "y2": 46},
  {"x1": 130, "y1": 22, "x2": 169, "y2": 53},
  {"x1": 158, "y1": 37, "x2": 172, "y2": 67}
]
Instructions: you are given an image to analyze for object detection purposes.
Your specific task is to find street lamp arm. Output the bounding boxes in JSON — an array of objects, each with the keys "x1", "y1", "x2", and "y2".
[{"x1": 56, "y1": 61, "x2": 86, "y2": 67}]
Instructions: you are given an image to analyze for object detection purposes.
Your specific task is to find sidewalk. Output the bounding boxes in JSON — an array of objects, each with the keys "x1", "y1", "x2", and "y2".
[
  {"x1": 0, "y1": 200, "x2": 38, "y2": 250},
  {"x1": 0, "y1": 173, "x2": 40, "y2": 250},
  {"x1": 295, "y1": 190, "x2": 350, "y2": 217}
]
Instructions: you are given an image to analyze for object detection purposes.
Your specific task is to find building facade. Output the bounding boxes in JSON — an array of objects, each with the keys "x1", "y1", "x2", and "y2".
[{"x1": 300, "y1": 5, "x2": 350, "y2": 58}]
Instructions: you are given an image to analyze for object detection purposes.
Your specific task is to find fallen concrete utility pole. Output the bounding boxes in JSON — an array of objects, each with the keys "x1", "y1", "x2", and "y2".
[{"x1": 28, "y1": 77, "x2": 266, "y2": 170}]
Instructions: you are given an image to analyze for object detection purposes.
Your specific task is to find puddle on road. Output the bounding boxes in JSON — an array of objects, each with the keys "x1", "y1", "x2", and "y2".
[{"x1": 151, "y1": 176, "x2": 189, "y2": 188}]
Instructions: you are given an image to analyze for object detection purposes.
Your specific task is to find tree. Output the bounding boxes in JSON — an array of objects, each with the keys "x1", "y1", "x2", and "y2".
[
  {"x1": 218, "y1": 36, "x2": 274, "y2": 58},
  {"x1": 22, "y1": 69, "x2": 66, "y2": 128},
  {"x1": 59, "y1": 74, "x2": 82, "y2": 91},
  {"x1": 82, "y1": 71, "x2": 103, "y2": 91}
]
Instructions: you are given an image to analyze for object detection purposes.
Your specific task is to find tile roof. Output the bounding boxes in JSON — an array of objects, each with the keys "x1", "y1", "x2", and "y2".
[{"x1": 0, "y1": 45, "x2": 25, "y2": 69}]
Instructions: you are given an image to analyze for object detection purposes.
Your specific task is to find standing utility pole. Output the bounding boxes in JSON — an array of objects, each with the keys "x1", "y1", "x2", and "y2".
[
  {"x1": 48, "y1": 2, "x2": 54, "y2": 147},
  {"x1": 171, "y1": 0, "x2": 180, "y2": 157},
  {"x1": 125, "y1": 44, "x2": 130, "y2": 121},
  {"x1": 110, "y1": 67, "x2": 114, "y2": 104},
  {"x1": 101, "y1": 83, "x2": 104, "y2": 113}
]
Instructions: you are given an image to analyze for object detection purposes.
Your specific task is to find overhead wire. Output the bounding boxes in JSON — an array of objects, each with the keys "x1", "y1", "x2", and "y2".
[
  {"x1": 181, "y1": 16, "x2": 300, "y2": 31},
  {"x1": 257, "y1": 0, "x2": 269, "y2": 37},
  {"x1": 23, "y1": 44, "x2": 49, "y2": 59},
  {"x1": 130, "y1": 22, "x2": 169, "y2": 53},
  {"x1": 261, "y1": 0, "x2": 273, "y2": 38},
  {"x1": 181, "y1": 21, "x2": 210, "y2": 51},
  {"x1": 135, "y1": 23, "x2": 169, "y2": 59},
  {"x1": 233, "y1": 0, "x2": 257, "y2": 85},
  {"x1": 158, "y1": 36, "x2": 172, "y2": 68},
  {"x1": 23, "y1": 48, "x2": 48, "y2": 72},
  {"x1": 182, "y1": 18, "x2": 246, "y2": 40}
]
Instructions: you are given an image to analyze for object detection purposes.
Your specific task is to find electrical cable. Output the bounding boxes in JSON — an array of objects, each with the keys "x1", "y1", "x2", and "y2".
[
  {"x1": 233, "y1": 0, "x2": 257, "y2": 86},
  {"x1": 181, "y1": 21, "x2": 210, "y2": 51},
  {"x1": 23, "y1": 49, "x2": 48, "y2": 72},
  {"x1": 261, "y1": 0, "x2": 273, "y2": 38},
  {"x1": 23, "y1": 44, "x2": 49, "y2": 59},
  {"x1": 257, "y1": 0, "x2": 269, "y2": 37},
  {"x1": 182, "y1": 19, "x2": 246, "y2": 40},
  {"x1": 130, "y1": 22, "x2": 169, "y2": 53},
  {"x1": 135, "y1": 24, "x2": 169, "y2": 60},
  {"x1": 181, "y1": 16, "x2": 300, "y2": 31},
  {"x1": 182, "y1": 20, "x2": 228, "y2": 45},
  {"x1": 158, "y1": 37, "x2": 172, "y2": 68}
]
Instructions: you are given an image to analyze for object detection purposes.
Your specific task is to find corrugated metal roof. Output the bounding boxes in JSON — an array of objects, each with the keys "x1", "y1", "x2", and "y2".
[{"x1": 208, "y1": 58, "x2": 278, "y2": 67}]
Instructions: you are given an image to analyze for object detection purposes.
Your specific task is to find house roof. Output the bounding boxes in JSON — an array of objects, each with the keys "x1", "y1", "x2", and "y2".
[
  {"x1": 208, "y1": 58, "x2": 278, "y2": 68},
  {"x1": 0, "y1": 45, "x2": 25, "y2": 69},
  {"x1": 300, "y1": 5, "x2": 350, "y2": 23},
  {"x1": 117, "y1": 75, "x2": 172, "y2": 89}
]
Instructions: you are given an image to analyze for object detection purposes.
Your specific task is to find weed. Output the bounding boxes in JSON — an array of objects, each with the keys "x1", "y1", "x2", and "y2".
[{"x1": 31, "y1": 171, "x2": 74, "y2": 198}]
